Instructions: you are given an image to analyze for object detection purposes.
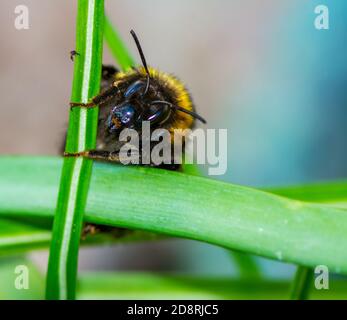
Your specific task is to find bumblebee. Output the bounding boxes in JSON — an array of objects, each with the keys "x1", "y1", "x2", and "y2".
[{"x1": 67, "y1": 30, "x2": 206, "y2": 168}]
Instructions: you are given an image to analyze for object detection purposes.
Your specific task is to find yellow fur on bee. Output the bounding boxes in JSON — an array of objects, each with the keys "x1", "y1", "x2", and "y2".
[{"x1": 114, "y1": 67, "x2": 194, "y2": 133}]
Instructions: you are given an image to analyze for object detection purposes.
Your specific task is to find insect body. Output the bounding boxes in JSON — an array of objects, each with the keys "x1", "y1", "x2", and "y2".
[{"x1": 67, "y1": 30, "x2": 206, "y2": 168}]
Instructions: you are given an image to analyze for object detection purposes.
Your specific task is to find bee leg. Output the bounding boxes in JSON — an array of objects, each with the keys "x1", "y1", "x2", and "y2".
[
  {"x1": 81, "y1": 223, "x2": 135, "y2": 240},
  {"x1": 89, "y1": 150, "x2": 121, "y2": 162},
  {"x1": 81, "y1": 223, "x2": 116, "y2": 239},
  {"x1": 69, "y1": 102, "x2": 95, "y2": 108},
  {"x1": 64, "y1": 149, "x2": 181, "y2": 170},
  {"x1": 64, "y1": 150, "x2": 121, "y2": 162},
  {"x1": 81, "y1": 223, "x2": 100, "y2": 240},
  {"x1": 70, "y1": 86, "x2": 120, "y2": 109}
]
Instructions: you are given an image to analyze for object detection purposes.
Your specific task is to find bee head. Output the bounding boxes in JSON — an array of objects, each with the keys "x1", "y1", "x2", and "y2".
[
  {"x1": 106, "y1": 79, "x2": 172, "y2": 133},
  {"x1": 106, "y1": 30, "x2": 206, "y2": 134}
]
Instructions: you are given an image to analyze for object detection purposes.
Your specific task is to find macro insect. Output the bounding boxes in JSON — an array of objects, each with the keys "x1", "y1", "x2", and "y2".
[{"x1": 66, "y1": 30, "x2": 206, "y2": 169}]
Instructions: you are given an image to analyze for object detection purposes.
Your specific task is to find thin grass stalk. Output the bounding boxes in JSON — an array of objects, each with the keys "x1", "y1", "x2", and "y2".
[
  {"x1": 45, "y1": 0, "x2": 104, "y2": 300},
  {"x1": 290, "y1": 266, "x2": 313, "y2": 300}
]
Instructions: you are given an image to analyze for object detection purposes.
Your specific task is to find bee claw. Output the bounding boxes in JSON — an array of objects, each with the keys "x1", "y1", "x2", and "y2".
[
  {"x1": 63, "y1": 151, "x2": 89, "y2": 158},
  {"x1": 70, "y1": 102, "x2": 95, "y2": 110}
]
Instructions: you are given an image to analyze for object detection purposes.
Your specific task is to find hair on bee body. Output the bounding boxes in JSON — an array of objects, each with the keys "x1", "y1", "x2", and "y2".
[
  {"x1": 64, "y1": 29, "x2": 209, "y2": 237},
  {"x1": 67, "y1": 29, "x2": 206, "y2": 168}
]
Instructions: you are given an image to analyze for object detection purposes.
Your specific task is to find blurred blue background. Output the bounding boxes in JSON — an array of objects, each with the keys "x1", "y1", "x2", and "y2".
[
  {"x1": 221, "y1": 0, "x2": 347, "y2": 187},
  {"x1": 0, "y1": 0, "x2": 346, "y2": 279}
]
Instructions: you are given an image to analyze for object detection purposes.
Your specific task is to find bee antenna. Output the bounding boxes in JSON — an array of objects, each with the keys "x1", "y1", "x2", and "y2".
[
  {"x1": 130, "y1": 30, "x2": 150, "y2": 78},
  {"x1": 151, "y1": 101, "x2": 207, "y2": 124}
]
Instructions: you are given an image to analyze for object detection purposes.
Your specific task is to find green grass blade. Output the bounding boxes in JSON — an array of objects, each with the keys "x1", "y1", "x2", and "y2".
[
  {"x1": 0, "y1": 219, "x2": 51, "y2": 255},
  {"x1": 104, "y1": 15, "x2": 262, "y2": 279},
  {"x1": 267, "y1": 180, "x2": 347, "y2": 206},
  {"x1": 104, "y1": 15, "x2": 135, "y2": 71},
  {"x1": 277, "y1": 182, "x2": 346, "y2": 300},
  {"x1": 0, "y1": 259, "x2": 345, "y2": 300},
  {"x1": 0, "y1": 257, "x2": 45, "y2": 299},
  {"x1": 75, "y1": 273, "x2": 347, "y2": 300},
  {"x1": 45, "y1": 0, "x2": 104, "y2": 300},
  {"x1": 0, "y1": 217, "x2": 163, "y2": 255},
  {"x1": 290, "y1": 266, "x2": 314, "y2": 300},
  {"x1": 228, "y1": 251, "x2": 261, "y2": 279},
  {"x1": 1, "y1": 157, "x2": 347, "y2": 273}
]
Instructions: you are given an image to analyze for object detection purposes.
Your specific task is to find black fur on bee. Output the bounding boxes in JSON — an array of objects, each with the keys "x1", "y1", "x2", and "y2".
[
  {"x1": 66, "y1": 30, "x2": 206, "y2": 169},
  {"x1": 64, "y1": 30, "x2": 207, "y2": 237}
]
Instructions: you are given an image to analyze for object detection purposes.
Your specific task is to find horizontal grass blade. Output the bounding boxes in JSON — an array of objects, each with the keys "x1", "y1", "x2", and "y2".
[
  {"x1": 76, "y1": 272, "x2": 347, "y2": 300},
  {"x1": 0, "y1": 257, "x2": 45, "y2": 299},
  {"x1": 0, "y1": 156, "x2": 347, "y2": 273},
  {"x1": 268, "y1": 181, "x2": 347, "y2": 208},
  {"x1": 0, "y1": 218, "x2": 162, "y2": 254},
  {"x1": 0, "y1": 219, "x2": 51, "y2": 255},
  {"x1": 1, "y1": 258, "x2": 346, "y2": 300}
]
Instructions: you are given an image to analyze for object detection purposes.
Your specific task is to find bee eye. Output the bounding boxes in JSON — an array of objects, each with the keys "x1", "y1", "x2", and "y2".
[
  {"x1": 124, "y1": 80, "x2": 145, "y2": 99},
  {"x1": 107, "y1": 104, "x2": 136, "y2": 132},
  {"x1": 117, "y1": 104, "x2": 136, "y2": 124},
  {"x1": 115, "y1": 104, "x2": 136, "y2": 123},
  {"x1": 146, "y1": 103, "x2": 171, "y2": 124}
]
